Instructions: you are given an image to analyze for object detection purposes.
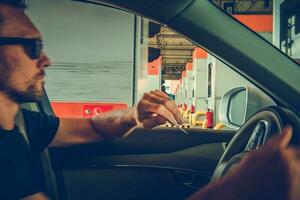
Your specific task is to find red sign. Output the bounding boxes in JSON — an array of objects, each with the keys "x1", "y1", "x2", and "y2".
[
  {"x1": 51, "y1": 102, "x2": 128, "y2": 118},
  {"x1": 83, "y1": 104, "x2": 113, "y2": 118}
]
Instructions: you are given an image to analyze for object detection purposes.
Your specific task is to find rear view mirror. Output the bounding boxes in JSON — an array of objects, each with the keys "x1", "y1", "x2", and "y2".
[{"x1": 219, "y1": 86, "x2": 275, "y2": 129}]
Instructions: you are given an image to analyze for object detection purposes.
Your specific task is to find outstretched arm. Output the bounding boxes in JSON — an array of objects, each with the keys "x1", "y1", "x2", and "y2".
[{"x1": 49, "y1": 90, "x2": 183, "y2": 147}]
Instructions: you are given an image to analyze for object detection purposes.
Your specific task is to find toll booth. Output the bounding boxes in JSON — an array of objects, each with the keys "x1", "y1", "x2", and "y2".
[
  {"x1": 206, "y1": 55, "x2": 256, "y2": 124},
  {"x1": 147, "y1": 56, "x2": 162, "y2": 91},
  {"x1": 174, "y1": 79, "x2": 182, "y2": 106},
  {"x1": 206, "y1": 15, "x2": 273, "y2": 125},
  {"x1": 192, "y1": 48, "x2": 208, "y2": 113},
  {"x1": 186, "y1": 62, "x2": 194, "y2": 110},
  {"x1": 181, "y1": 71, "x2": 187, "y2": 109}
]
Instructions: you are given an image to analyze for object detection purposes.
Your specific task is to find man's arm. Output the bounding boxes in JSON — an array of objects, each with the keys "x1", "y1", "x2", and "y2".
[
  {"x1": 49, "y1": 107, "x2": 136, "y2": 147},
  {"x1": 49, "y1": 90, "x2": 183, "y2": 147}
]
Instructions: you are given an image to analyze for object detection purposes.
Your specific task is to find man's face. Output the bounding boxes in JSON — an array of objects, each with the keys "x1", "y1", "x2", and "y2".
[{"x1": 0, "y1": 5, "x2": 51, "y2": 103}]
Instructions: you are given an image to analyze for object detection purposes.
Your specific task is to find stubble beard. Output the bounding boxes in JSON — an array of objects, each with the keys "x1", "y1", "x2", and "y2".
[
  {"x1": 0, "y1": 78, "x2": 44, "y2": 103},
  {"x1": 8, "y1": 82, "x2": 44, "y2": 103}
]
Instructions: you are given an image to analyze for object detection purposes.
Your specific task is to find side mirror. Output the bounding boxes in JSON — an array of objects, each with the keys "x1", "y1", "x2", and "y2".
[{"x1": 219, "y1": 86, "x2": 275, "y2": 129}]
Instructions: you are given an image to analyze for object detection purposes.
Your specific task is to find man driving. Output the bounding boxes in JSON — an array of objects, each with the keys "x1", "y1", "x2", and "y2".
[{"x1": 0, "y1": 1, "x2": 299, "y2": 200}]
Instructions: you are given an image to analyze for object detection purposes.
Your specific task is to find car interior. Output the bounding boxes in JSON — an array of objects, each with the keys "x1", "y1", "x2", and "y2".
[{"x1": 16, "y1": 0, "x2": 300, "y2": 199}]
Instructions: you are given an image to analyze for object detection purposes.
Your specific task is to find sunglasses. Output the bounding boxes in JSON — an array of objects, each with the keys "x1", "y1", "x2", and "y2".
[{"x1": 0, "y1": 37, "x2": 43, "y2": 59}]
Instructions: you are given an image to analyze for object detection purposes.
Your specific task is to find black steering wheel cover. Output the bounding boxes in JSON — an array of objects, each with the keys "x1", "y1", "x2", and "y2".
[{"x1": 211, "y1": 106, "x2": 300, "y2": 182}]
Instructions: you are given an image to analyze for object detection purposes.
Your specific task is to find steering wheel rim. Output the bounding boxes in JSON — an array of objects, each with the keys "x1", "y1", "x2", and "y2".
[{"x1": 211, "y1": 106, "x2": 300, "y2": 182}]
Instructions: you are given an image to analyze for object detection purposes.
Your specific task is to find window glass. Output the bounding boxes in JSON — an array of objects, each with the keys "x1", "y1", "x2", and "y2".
[
  {"x1": 28, "y1": 0, "x2": 135, "y2": 118},
  {"x1": 27, "y1": 0, "x2": 282, "y2": 131}
]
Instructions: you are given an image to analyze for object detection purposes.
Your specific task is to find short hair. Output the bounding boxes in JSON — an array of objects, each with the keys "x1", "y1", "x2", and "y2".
[
  {"x1": 0, "y1": 0, "x2": 27, "y2": 9},
  {"x1": 0, "y1": 0, "x2": 27, "y2": 32}
]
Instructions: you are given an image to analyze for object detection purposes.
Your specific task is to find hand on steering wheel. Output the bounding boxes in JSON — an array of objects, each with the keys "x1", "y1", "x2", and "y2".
[
  {"x1": 211, "y1": 106, "x2": 300, "y2": 181},
  {"x1": 188, "y1": 126, "x2": 300, "y2": 200}
]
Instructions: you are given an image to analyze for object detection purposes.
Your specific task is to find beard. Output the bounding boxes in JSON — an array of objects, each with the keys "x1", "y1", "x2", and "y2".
[
  {"x1": 6, "y1": 82, "x2": 44, "y2": 103},
  {"x1": 0, "y1": 54, "x2": 45, "y2": 103},
  {"x1": 0, "y1": 73, "x2": 45, "y2": 103},
  {"x1": 0, "y1": 55, "x2": 45, "y2": 103}
]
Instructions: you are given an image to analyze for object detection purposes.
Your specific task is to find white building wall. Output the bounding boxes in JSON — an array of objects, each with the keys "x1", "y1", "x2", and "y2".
[
  {"x1": 273, "y1": 0, "x2": 285, "y2": 48},
  {"x1": 181, "y1": 77, "x2": 187, "y2": 106},
  {"x1": 146, "y1": 73, "x2": 161, "y2": 92},
  {"x1": 293, "y1": 34, "x2": 300, "y2": 58},
  {"x1": 193, "y1": 59, "x2": 207, "y2": 112},
  {"x1": 186, "y1": 68, "x2": 194, "y2": 108}
]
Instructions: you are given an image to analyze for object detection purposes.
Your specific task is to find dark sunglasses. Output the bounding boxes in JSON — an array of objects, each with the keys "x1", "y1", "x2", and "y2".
[{"x1": 0, "y1": 37, "x2": 43, "y2": 59}]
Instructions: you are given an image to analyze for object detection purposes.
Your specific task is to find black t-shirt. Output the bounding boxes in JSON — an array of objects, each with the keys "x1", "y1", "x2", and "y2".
[{"x1": 0, "y1": 109, "x2": 59, "y2": 199}]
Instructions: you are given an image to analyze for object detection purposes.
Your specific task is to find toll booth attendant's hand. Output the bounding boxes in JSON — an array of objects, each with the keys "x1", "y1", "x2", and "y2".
[
  {"x1": 188, "y1": 126, "x2": 300, "y2": 200},
  {"x1": 134, "y1": 90, "x2": 183, "y2": 129}
]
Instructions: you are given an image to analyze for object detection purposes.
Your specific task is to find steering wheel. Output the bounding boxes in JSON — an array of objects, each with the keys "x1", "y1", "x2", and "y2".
[{"x1": 211, "y1": 106, "x2": 300, "y2": 182}]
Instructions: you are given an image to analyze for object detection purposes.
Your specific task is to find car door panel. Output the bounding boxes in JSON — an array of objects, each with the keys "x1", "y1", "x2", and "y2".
[{"x1": 49, "y1": 128, "x2": 234, "y2": 200}]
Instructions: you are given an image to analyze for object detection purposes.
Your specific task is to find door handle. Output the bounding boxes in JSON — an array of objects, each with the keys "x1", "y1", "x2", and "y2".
[
  {"x1": 183, "y1": 182, "x2": 201, "y2": 190},
  {"x1": 171, "y1": 171, "x2": 211, "y2": 191}
]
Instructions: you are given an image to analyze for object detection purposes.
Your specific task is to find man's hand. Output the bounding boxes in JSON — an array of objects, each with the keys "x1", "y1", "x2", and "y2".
[
  {"x1": 188, "y1": 126, "x2": 300, "y2": 200},
  {"x1": 134, "y1": 90, "x2": 183, "y2": 129}
]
